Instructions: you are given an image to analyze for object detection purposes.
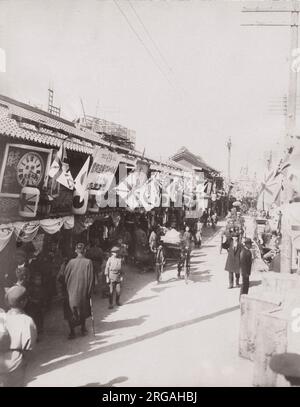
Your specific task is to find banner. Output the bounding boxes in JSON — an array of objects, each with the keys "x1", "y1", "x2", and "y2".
[
  {"x1": 87, "y1": 148, "x2": 120, "y2": 194},
  {"x1": 116, "y1": 160, "x2": 149, "y2": 209},
  {"x1": 14, "y1": 221, "x2": 40, "y2": 242},
  {"x1": 0, "y1": 216, "x2": 75, "y2": 252}
]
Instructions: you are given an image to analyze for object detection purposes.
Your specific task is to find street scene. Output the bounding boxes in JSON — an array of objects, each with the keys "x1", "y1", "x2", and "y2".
[{"x1": 1, "y1": 0, "x2": 300, "y2": 389}]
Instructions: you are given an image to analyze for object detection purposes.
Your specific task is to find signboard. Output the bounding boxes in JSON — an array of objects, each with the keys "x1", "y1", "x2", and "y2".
[
  {"x1": 0, "y1": 144, "x2": 51, "y2": 197},
  {"x1": 87, "y1": 147, "x2": 120, "y2": 194}
]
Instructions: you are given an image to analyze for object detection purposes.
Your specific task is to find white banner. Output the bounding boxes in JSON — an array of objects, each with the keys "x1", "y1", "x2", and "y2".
[{"x1": 87, "y1": 148, "x2": 120, "y2": 194}]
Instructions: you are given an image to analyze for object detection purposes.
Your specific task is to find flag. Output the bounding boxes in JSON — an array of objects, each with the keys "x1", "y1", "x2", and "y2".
[
  {"x1": 74, "y1": 156, "x2": 90, "y2": 202},
  {"x1": 55, "y1": 145, "x2": 75, "y2": 190},
  {"x1": 49, "y1": 144, "x2": 63, "y2": 178},
  {"x1": 115, "y1": 172, "x2": 141, "y2": 210},
  {"x1": 138, "y1": 177, "x2": 161, "y2": 211}
]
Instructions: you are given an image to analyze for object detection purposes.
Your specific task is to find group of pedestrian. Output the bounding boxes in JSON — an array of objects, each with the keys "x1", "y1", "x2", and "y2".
[
  {"x1": 224, "y1": 234, "x2": 253, "y2": 295},
  {"x1": 57, "y1": 242, "x2": 126, "y2": 340}
]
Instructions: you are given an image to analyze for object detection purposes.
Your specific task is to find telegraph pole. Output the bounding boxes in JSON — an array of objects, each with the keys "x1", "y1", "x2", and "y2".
[{"x1": 242, "y1": 0, "x2": 300, "y2": 273}]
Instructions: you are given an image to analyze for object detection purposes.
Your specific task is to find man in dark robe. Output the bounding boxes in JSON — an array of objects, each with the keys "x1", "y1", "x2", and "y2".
[
  {"x1": 58, "y1": 243, "x2": 94, "y2": 339},
  {"x1": 225, "y1": 234, "x2": 241, "y2": 289},
  {"x1": 240, "y1": 238, "x2": 253, "y2": 296}
]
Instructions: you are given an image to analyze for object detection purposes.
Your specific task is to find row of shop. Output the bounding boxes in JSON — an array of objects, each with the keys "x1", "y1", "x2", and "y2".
[{"x1": 0, "y1": 94, "x2": 225, "y2": 308}]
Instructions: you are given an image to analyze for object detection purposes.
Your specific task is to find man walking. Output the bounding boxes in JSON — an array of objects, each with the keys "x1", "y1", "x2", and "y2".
[
  {"x1": 224, "y1": 234, "x2": 241, "y2": 289},
  {"x1": 58, "y1": 243, "x2": 94, "y2": 339},
  {"x1": 240, "y1": 238, "x2": 253, "y2": 296},
  {"x1": 105, "y1": 246, "x2": 124, "y2": 309}
]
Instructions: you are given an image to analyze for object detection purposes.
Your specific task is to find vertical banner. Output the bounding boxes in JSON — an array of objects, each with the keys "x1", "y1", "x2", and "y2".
[{"x1": 87, "y1": 148, "x2": 120, "y2": 195}]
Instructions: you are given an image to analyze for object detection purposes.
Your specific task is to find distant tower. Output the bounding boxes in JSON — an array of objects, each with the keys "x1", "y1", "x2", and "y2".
[
  {"x1": 226, "y1": 137, "x2": 232, "y2": 183},
  {"x1": 48, "y1": 88, "x2": 61, "y2": 117}
]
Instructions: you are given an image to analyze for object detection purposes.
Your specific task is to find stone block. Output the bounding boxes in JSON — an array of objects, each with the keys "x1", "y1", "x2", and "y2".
[
  {"x1": 253, "y1": 308, "x2": 288, "y2": 387},
  {"x1": 239, "y1": 294, "x2": 282, "y2": 361}
]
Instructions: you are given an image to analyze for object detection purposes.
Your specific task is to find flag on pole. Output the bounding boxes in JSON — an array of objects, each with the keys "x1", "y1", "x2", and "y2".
[
  {"x1": 49, "y1": 144, "x2": 63, "y2": 178},
  {"x1": 54, "y1": 145, "x2": 75, "y2": 190},
  {"x1": 74, "y1": 156, "x2": 90, "y2": 202}
]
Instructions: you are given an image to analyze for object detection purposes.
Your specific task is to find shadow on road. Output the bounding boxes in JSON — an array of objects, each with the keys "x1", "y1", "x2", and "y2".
[
  {"x1": 27, "y1": 303, "x2": 240, "y2": 381},
  {"x1": 26, "y1": 224, "x2": 223, "y2": 386},
  {"x1": 126, "y1": 296, "x2": 158, "y2": 305},
  {"x1": 79, "y1": 376, "x2": 128, "y2": 387}
]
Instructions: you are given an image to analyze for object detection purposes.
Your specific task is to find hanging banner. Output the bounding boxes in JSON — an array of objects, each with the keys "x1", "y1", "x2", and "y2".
[
  {"x1": 40, "y1": 218, "x2": 64, "y2": 234},
  {"x1": 14, "y1": 221, "x2": 40, "y2": 242},
  {"x1": 0, "y1": 224, "x2": 14, "y2": 252},
  {"x1": 63, "y1": 216, "x2": 75, "y2": 230},
  {"x1": 87, "y1": 148, "x2": 120, "y2": 194}
]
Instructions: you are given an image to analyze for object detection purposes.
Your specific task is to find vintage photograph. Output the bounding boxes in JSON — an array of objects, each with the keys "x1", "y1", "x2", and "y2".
[{"x1": 0, "y1": 0, "x2": 300, "y2": 389}]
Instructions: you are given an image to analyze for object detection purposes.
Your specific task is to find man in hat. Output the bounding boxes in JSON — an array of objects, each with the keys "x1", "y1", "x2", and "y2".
[
  {"x1": 224, "y1": 233, "x2": 241, "y2": 289},
  {"x1": 0, "y1": 286, "x2": 37, "y2": 387},
  {"x1": 239, "y1": 238, "x2": 253, "y2": 296},
  {"x1": 105, "y1": 246, "x2": 124, "y2": 309},
  {"x1": 59, "y1": 243, "x2": 94, "y2": 339}
]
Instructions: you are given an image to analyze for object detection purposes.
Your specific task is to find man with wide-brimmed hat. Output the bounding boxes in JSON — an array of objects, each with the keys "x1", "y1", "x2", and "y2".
[
  {"x1": 105, "y1": 246, "x2": 124, "y2": 309},
  {"x1": 240, "y1": 238, "x2": 253, "y2": 296},
  {"x1": 58, "y1": 242, "x2": 94, "y2": 339}
]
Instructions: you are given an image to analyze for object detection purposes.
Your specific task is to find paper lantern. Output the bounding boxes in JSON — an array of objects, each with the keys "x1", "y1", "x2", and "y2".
[
  {"x1": 19, "y1": 187, "x2": 40, "y2": 218},
  {"x1": 88, "y1": 190, "x2": 99, "y2": 213},
  {"x1": 72, "y1": 190, "x2": 88, "y2": 215}
]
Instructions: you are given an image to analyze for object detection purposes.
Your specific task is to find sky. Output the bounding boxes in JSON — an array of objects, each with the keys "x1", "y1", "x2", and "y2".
[{"x1": 0, "y1": 0, "x2": 296, "y2": 180}]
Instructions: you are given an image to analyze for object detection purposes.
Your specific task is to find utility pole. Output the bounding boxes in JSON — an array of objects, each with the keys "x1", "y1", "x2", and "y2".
[{"x1": 242, "y1": 0, "x2": 300, "y2": 273}]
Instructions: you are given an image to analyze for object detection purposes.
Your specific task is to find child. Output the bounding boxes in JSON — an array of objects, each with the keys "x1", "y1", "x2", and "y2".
[
  {"x1": 105, "y1": 247, "x2": 124, "y2": 309},
  {"x1": 0, "y1": 286, "x2": 37, "y2": 387}
]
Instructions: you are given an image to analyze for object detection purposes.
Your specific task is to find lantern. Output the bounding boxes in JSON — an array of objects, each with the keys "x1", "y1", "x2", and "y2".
[
  {"x1": 19, "y1": 187, "x2": 40, "y2": 218},
  {"x1": 72, "y1": 190, "x2": 88, "y2": 215}
]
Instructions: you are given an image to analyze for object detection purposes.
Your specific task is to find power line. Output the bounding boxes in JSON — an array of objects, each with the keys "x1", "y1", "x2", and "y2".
[
  {"x1": 127, "y1": 0, "x2": 173, "y2": 73},
  {"x1": 113, "y1": 0, "x2": 174, "y2": 88}
]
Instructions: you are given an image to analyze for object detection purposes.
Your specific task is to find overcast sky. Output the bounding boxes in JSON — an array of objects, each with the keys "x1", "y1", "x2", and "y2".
[{"x1": 0, "y1": 0, "x2": 295, "y2": 179}]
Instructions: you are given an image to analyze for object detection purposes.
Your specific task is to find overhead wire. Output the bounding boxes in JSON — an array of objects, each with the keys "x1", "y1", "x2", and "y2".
[
  {"x1": 113, "y1": 0, "x2": 174, "y2": 88},
  {"x1": 127, "y1": 0, "x2": 173, "y2": 74}
]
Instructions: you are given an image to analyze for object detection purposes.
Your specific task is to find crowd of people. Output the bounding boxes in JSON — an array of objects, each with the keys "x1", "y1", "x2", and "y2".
[
  {"x1": 221, "y1": 206, "x2": 282, "y2": 298},
  {"x1": 0, "y1": 206, "x2": 221, "y2": 387}
]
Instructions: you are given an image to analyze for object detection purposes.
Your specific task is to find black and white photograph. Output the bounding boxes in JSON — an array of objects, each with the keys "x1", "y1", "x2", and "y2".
[{"x1": 1, "y1": 0, "x2": 300, "y2": 390}]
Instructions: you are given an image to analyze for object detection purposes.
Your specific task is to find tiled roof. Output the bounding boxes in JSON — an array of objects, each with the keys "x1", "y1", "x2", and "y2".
[
  {"x1": 0, "y1": 95, "x2": 114, "y2": 154},
  {"x1": 0, "y1": 95, "x2": 189, "y2": 175},
  {"x1": 170, "y1": 146, "x2": 218, "y2": 173}
]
